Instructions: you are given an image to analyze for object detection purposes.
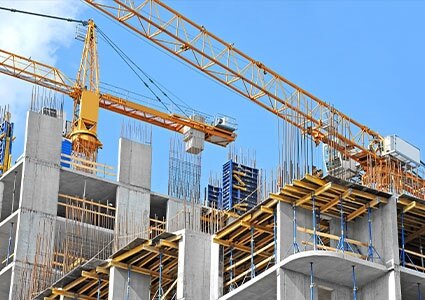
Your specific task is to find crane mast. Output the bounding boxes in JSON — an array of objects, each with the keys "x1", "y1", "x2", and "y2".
[
  {"x1": 71, "y1": 19, "x2": 102, "y2": 161},
  {"x1": 83, "y1": 0, "x2": 424, "y2": 199}
]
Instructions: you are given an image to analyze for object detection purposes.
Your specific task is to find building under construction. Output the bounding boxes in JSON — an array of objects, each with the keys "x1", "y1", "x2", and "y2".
[{"x1": 0, "y1": 1, "x2": 424, "y2": 300}]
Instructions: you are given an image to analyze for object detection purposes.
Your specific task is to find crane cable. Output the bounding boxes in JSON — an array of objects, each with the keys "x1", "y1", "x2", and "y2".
[
  {"x1": 96, "y1": 27, "x2": 190, "y2": 117},
  {"x1": 0, "y1": 6, "x2": 88, "y2": 25},
  {"x1": 0, "y1": 5, "x2": 192, "y2": 117}
]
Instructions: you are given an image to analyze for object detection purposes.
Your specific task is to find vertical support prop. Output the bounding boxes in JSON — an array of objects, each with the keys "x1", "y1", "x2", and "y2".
[
  {"x1": 158, "y1": 251, "x2": 163, "y2": 299},
  {"x1": 401, "y1": 211, "x2": 406, "y2": 267},
  {"x1": 6, "y1": 171, "x2": 17, "y2": 265},
  {"x1": 6, "y1": 222, "x2": 13, "y2": 265},
  {"x1": 310, "y1": 262, "x2": 314, "y2": 300},
  {"x1": 250, "y1": 226, "x2": 255, "y2": 278},
  {"x1": 125, "y1": 266, "x2": 131, "y2": 300},
  {"x1": 418, "y1": 283, "x2": 422, "y2": 300},
  {"x1": 420, "y1": 238, "x2": 424, "y2": 271},
  {"x1": 367, "y1": 206, "x2": 374, "y2": 262},
  {"x1": 293, "y1": 204, "x2": 300, "y2": 254},
  {"x1": 312, "y1": 196, "x2": 317, "y2": 251},
  {"x1": 352, "y1": 265, "x2": 357, "y2": 300},
  {"x1": 97, "y1": 278, "x2": 101, "y2": 300},
  {"x1": 338, "y1": 196, "x2": 345, "y2": 252},
  {"x1": 229, "y1": 248, "x2": 235, "y2": 291},
  {"x1": 274, "y1": 209, "x2": 278, "y2": 262}
]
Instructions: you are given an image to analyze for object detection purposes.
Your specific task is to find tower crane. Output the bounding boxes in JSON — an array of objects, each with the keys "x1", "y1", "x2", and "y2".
[
  {"x1": 83, "y1": 0, "x2": 425, "y2": 199},
  {"x1": 0, "y1": 19, "x2": 236, "y2": 165}
]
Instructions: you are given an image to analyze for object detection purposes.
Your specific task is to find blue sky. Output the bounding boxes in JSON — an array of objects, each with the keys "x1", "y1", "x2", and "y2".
[{"x1": 2, "y1": 1, "x2": 425, "y2": 196}]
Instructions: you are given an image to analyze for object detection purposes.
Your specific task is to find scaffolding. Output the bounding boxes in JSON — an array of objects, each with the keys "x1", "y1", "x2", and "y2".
[
  {"x1": 37, "y1": 234, "x2": 180, "y2": 300},
  {"x1": 214, "y1": 174, "x2": 390, "y2": 294},
  {"x1": 397, "y1": 194, "x2": 425, "y2": 272}
]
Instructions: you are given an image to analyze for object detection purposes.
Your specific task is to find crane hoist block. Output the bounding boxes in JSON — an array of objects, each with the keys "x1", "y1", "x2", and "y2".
[{"x1": 183, "y1": 114, "x2": 206, "y2": 154}]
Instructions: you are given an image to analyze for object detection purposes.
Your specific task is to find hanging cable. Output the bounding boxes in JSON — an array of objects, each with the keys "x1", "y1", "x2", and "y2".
[
  {"x1": 96, "y1": 26, "x2": 191, "y2": 117},
  {"x1": 0, "y1": 6, "x2": 88, "y2": 25}
]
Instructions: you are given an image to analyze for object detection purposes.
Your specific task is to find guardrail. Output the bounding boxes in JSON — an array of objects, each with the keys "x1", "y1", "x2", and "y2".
[{"x1": 60, "y1": 153, "x2": 115, "y2": 179}]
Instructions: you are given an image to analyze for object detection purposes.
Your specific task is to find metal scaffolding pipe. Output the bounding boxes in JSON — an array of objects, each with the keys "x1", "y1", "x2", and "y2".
[
  {"x1": 97, "y1": 278, "x2": 101, "y2": 300},
  {"x1": 293, "y1": 205, "x2": 300, "y2": 254},
  {"x1": 312, "y1": 196, "x2": 317, "y2": 251},
  {"x1": 401, "y1": 211, "x2": 406, "y2": 267},
  {"x1": 352, "y1": 265, "x2": 357, "y2": 300},
  {"x1": 158, "y1": 251, "x2": 163, "y2": 299},
  {"x1": 310, "y1": 262, "x2": 314, "y2": 300},
  {"x1": 250, "y1": 226, "x2": 256, "y2": 278},
  {"x1": 337, "y1": 196, "x2": 345, "y2": 252}
]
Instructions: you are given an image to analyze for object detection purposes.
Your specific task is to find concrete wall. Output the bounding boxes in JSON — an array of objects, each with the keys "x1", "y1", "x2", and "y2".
[
  {"x1": 117, "y1": 138, "x2": 152, "y2": 190},
  {"x1": 166, "y1": 198, "x2": 202, "y2": 233},
  {"x1": 9, "y1": 111, "x2": 62, "y2": 300},
  {"x1": 349, "y1": 196, "x2": 399, "y2": 265},
  {"x1": 177, "y1": 230, "x2": 211, "y2": 300},
  {"x1": 358, "y1": 270, "x2": 401, "y2": 300},
  {"x1": 108, "y1": 266, "x2": 150, "y2": 300},
  {"x1": 115, "y1": 138, "x2": 152, "y2": 250},
  {"x1": 210, "y1": 239, "x2": 224, "y2": 299},
  {"x1": 114, "y1": 187, "x2": 150, "y2": 250},
  {"x1": 276, "y1": 202, "x2": 313, "y2": 262}
]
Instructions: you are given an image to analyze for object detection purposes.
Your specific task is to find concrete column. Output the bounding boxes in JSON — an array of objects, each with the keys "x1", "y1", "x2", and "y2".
[
  {"x1": 277, "y1": 268, "x2": 316, "y2": 300},
  {"x1": 358, "y1": 269, "x2": 401, "y2": 300},
  {"x1": 276, "y1": 202, "x2": 312, "y2": 263},
  {"x1": 209, "y1": 239, "x2": 223, "y2": 300},
  {"x1": 117, "y1": 138, "x2": 152, "y2": 190},
  {"x1": 108, "y1": 266, "x2": 150, "y2": 300},
  {"x1": 276, "y1": 202, "x2": 293, "y2": 263},
  {"x1": 177, "y1": 230, "x2": 211, "y2": 300},
  {"x1": 9, "y1": 111, "x2": 62, "y2": 300},
  {"x1": 115, "y1": 138, "x2": 152, "y2": 251},
  {"x1": 166, "y1": 199, "x2": 201, "y2": 233},
  {"x1": 114, "y1": 187, "x2": 150, "y2": 250}
]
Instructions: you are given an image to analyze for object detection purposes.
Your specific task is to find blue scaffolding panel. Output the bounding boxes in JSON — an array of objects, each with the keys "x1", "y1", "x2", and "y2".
[
  {"x1": 61, "y1": 138, "x2": 72, "y2": 168},
  {"x1": 207, "y1": 184, "x2": 223, "y2": 208},
  {"x1": 0, "y1": 120, "x2": 13, "y2": 174},
  {"x1": 222, "y1": 160, "x2": 258, "y2": 211}
]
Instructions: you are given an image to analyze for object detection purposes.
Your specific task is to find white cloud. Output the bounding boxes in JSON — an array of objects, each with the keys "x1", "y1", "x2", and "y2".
[{"x1": 0, "y1": 0, "x2": 83, "y2": 156}]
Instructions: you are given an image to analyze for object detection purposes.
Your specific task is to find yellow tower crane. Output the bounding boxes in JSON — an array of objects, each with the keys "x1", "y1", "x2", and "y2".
[{"x1": 0, "y1": 19, "x2": 236, "y2": 163}]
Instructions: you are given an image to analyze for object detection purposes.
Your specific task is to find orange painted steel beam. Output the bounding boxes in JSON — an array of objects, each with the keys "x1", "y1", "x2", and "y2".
[{"x1": 83, "y1": 0, "x2": 383, "y2": 162}]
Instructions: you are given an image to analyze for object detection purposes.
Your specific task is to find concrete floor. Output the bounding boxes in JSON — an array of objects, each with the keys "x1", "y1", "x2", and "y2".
[
  {"x1": 59, "y1": 169, "x2": 117, "y2": 204},
  {"x1": 220, "y1": 251, "x2": 389, "y2": 300},
  {"x1": 219, "y1": 262, "x2": 278, "y2": 300},
  {"x1": 282, "y1": 251, "x2": 387, "y2": 288}
]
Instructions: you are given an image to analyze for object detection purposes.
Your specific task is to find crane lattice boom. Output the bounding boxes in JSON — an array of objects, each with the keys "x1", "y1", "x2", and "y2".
[{"x1": 83, "y1": 0, "x2": 425, "y2": 198}]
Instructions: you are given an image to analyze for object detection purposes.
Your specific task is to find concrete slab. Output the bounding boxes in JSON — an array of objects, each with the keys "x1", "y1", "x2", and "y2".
[
  {"x1": 400, "y1": 267, "x2": 425, "y2": 299},
  {"x1": 219, "y1": 263, "x2": 278, "y2": 300},
  {"x1": 282, "y1": 251, "x2": 387, "y2": 288},
  {"x1": 59, "y1": 169, "x2": 117, "y2": 204},
  {"x1": 219, "y1": 251, "x2": 388, "y2": 300}
]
